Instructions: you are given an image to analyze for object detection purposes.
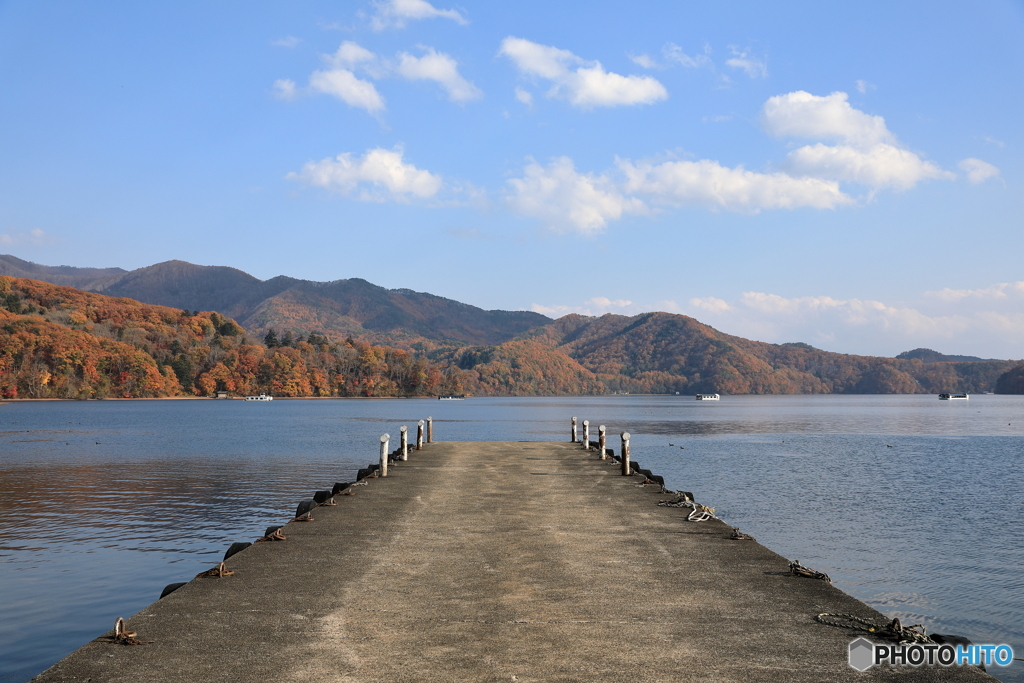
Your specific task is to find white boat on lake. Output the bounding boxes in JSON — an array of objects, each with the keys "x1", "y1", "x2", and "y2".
[
  {"x1": 245, "y1": 394, "x2": 274, "y2": 401},
  {"x1": 695, "y1": 393, "x2": 720, "y2": 401},
  {"x1": 938, "y1": 393, "x2": 968, "y2": 400}
]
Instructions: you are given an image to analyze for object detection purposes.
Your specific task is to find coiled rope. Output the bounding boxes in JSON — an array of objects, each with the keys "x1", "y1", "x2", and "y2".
[
  {"x1": 815, "y1": 613, "x2": 931, "y2": 644},
  {"x1": 196, "y1": 562, "x2": 234, "y2": 578},
  {"x1": 255, "y1": 528, "x2": 286, "y2": 542},
  {"x1": 97, "y1": 617, "x2": 153, "y2": 645},
  {"x1": 656, "y1": 494, "x2": 717, "y2": 521},
  {"x1": 789, "y1": 560, "x2": 832, "y2": 584}
]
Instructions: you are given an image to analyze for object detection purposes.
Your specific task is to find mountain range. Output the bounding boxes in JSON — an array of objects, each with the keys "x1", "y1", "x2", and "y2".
[
  {"x1": 0, "y1": 255, "x2": 549, "y2": 347},
  {"x1": 2, "y1": 254, "x2": 1021, "y2": 395}
]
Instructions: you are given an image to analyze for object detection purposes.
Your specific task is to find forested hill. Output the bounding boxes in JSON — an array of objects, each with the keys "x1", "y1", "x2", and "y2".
[
  {"x1": 0, "y1": 258, "x2": 551, "y2": 347},
  {"x1": 511, "y1": 312, "x2": 1020, "y2": 395},
  {"x1": 0, "y1": 276, "x2": 466, "y2": 399},
  {"x1": 3, "y1": 257, "x2": 1023, "y2": 397},
  {"x1": 0, "y1": 254, "x2": 126, "y2": 288}
]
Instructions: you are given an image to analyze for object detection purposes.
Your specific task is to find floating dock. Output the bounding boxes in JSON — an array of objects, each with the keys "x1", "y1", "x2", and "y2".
[{"x1": 36, "y1": 440, "x2": 994, "y2": 682}]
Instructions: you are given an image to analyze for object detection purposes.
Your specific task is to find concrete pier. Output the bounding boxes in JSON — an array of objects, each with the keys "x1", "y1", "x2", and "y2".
[{"x1": 36, "y1": 442, "x2": 993, "y2": 682}]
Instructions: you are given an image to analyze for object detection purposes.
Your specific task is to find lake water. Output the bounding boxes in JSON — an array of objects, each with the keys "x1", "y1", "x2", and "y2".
[{"x1": 1, "y1": 395, "x2": 1022, "y2": 682}]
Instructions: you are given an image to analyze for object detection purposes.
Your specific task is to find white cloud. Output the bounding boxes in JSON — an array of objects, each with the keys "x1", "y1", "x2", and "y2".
[
  {"x1": 531, "y1": 297, "x2": 637, "y2": 317},
  {"x1": 663, "y1": 42, "x2": 713, "y2": 69},
  {"x1": 762, "y1": 91, "x2": 892, "y2": 146},
  {"x1": 855, "y1": 79, "x2": 875, "y2": 94},
  {"x1": 506, "y1": 157, "x2": 646, "y2": 234},
  {"x1": 629, "y1": 54, "x2": 659, "y2": 69},
  {"x1": 272, "y1": 36, "x2": 302, "y2": 48},
  {"x1": 958, "y1": 158, "x2": 1000, "y2": 184},
  {"x1": 673, "y1": 287, "x2": 1024, "y2": 358},
  {"x1": 328, "y1": 41, "x2": 379, "y2": 69},
  {"x1": 619, "y1": 157, "x2": 852, "y2": 211},
  {"x1": 369, "y1": 0, "x2": 467, "y2": 30},
  {"x1": 926, "y1": 282, "x2": 1024, "y2": 303},
  {"x1": 395, "y1": 48, "x2": 481, "y2": 102},
  {"x1": 514, "y1": 87, "x2": 533, "y2": 106},
  {"x1": 527, "y1": 286, "x2": 1024, "y2": 357},
  {"x1": 272, "y1": 78, "x2": 298, "y2": 101},
  {"x1": 983, "y1": 136, "x2": 1005, "y2": 148},
  {"x1": 499, "y1": 37, "x2": 668, "y2": 109},
  {"x1": 764, "y1": 91, "x2": 954, "y2": 192},
  {"x1": 785, "y1": 143, "x2": 953, "y2": 191},
  {"x1": 0, "y1": 228, "x2": 57, "y2": 247},
  {"x1": 309, "y1": 68, "x2": 385, "y2": 113},
  {"x1": 288, "y1": 147, "x2": 442, "y2": 201},
  {"x1": 288, "y1": 41, "x2": 480, "y2": 113},
  {"x1": 725, "y1": 47, "x2": 767, "y2": 78},
  {"x1": 689, "y1": 297, "x2": 732, "y2": 313},
  {"x1": 627, "y1": 43, "x2": 712, "y2": 70}
]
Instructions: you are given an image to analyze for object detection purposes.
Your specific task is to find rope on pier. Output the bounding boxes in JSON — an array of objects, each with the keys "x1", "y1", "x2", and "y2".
[
  {"x1": 687, "y1": 504, "x2": 717, "y2": 522},
  {"x1": 815, "y1": 613, "x2": 931, "y2": 644},
  {"x1": 789, "y1": 560, "x2": 831, "y2": 584},
  {"x1": 656, "y1": 493, "x2": 717, "y2": 521},
  {"x1": 730, "y1": 527, "x2": 754, "y2": 540},
  {"x1": 97, "y1": 617, "x2": 153, "y2": 645},
  {"x1": 255, "y1": 528, "x2": 287, "y2": 542},
  {"x1": 196, "y1": 562, "x2": 234, "y2": 578}
]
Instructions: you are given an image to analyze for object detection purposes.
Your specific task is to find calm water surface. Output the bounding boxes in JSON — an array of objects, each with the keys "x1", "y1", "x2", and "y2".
[{"x1": 1, "y1": 395, "x2": 1022, "y2": 682}]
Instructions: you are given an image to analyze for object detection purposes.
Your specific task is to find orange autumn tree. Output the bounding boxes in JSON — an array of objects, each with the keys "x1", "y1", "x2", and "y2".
[{"x1": 0, "y1": 276, "x2": 466, "y2": 399}]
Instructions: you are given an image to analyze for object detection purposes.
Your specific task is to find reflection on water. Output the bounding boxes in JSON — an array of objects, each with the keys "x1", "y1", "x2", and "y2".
[{"x1": 1, "y1": 395, "x2": 1022, "y2": 683}]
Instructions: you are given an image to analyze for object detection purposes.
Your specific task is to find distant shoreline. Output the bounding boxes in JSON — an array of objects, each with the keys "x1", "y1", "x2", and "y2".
[{"x1": 0, "y1": 395, "x2": 438, "y2": 403}]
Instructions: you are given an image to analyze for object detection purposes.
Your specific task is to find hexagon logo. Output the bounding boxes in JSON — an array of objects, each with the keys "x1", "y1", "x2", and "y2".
[{"x1": 849, "y1": 637, "x2": 875, "y2": 671}]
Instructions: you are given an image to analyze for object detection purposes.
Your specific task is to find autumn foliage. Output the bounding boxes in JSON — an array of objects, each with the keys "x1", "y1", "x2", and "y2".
[
  {"x1": 2, "y1": 276, "x2": 1017, "y2": 399},
  {"x1": 521, "y1": 312, "x2": 1019, "y2": 395},
  {"x1": 0, "y1": 276, "x2": 463, "y2": 399}
]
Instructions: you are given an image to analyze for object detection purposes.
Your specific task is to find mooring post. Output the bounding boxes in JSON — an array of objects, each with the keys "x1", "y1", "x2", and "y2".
[
  {"x1": 620, "y1": 432, "x2": 631, "y2": 476},
  {"x1": 400, "y1": 425, "x2": 408, "y2": 461},
  {"x1": 416, "y1": 420, "x2": 424, "y2": 450},
  {"x1": 571, "y1": 416, "x2": 578, "y2": 442},
  {"x1": 379, "y1": 433, "x2": 390, "y2": 477},
  {"x1": 582, "y1": 420, "x2": 590, "y2": 450},
  {"x1": 427, "y1": 416, "x2": 433, "y2": 443},
  {"x1": 598, "y1": 425, "x2": 607, "y2": 459}
]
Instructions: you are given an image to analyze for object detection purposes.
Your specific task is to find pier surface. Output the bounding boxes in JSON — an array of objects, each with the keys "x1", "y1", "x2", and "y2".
[{"x1": 37, "y1": 442, "x2": 992, "y2": 682}]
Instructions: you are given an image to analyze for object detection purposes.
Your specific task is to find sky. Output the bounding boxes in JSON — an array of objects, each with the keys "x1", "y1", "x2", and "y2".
[{"x1": 1, "y1": 0, "x2": 1022, "y2": 359}]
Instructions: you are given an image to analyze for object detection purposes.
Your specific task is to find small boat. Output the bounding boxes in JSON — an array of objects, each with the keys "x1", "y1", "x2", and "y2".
[
  {"x1": 695, "y1": 394, "x2": 720, "y2": 401},
  {"x1": 438, "y1": 394, "x2": 466, "y2": 400},
  {"x1": 938, "y1": 393, "x2": 968, "y2": 400},
  {"x1": 245, "y1": 394, "x2": 274, "y2": 401}
]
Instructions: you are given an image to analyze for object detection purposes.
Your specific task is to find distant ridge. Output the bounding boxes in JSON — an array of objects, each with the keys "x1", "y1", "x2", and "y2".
[
  {"x1": 0, "y1": 255, "x2": 551, "y2": 347},
  {"x1": 4, "y1": 254, "x2": 1019, "y2": 395},
  {"x1": 895, "y1": 348, "x2": 995, "y2": 363},
  {"x1": 0, "y1": 254, "x2": 126, "y2": 289}
]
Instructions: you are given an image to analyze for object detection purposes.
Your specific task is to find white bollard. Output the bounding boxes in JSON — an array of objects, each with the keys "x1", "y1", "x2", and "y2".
[
  {"x1": 379, "y1": 434, "x2": 390, "y2": 477},
  {"x1": 620, "y1": 432, "x2": 631, "y2": 476},
  {"x1": 400, "y1": 425, "x2": 408, "y2": 461},
  {"x1": 582, "y1": 420, "x2": 590, "y2": 450},
  {"x1": 571, "y1": 416, "x2": 578, "y2": 443},
  {"x1": 599, "y1": 425, "x2": 607, "y2": 460}
]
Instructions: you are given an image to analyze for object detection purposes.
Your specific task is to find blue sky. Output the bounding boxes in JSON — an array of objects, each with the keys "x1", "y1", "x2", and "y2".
[{"x1": 1, "y1": 0, "x2": 1022, "y2": 358}]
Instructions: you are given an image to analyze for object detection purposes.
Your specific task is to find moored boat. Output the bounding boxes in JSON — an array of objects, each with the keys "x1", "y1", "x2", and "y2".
[
  {"x1": 695, "y1": 393, "x2": 720, "y2": 401},
  {"x1": 245, "y1": 394, "x2": 274, "y2": 401},
  {"x1": 938, "y1": 393, "x2": 968, "y2": 400}
]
